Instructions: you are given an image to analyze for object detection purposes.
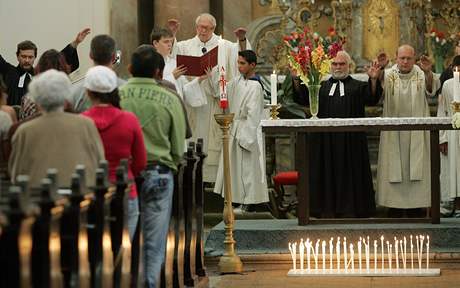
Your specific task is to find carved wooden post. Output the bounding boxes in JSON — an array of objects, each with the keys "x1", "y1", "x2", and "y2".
[{"x1": 194, "y1": 138, "x2": 207, "y2": 277}]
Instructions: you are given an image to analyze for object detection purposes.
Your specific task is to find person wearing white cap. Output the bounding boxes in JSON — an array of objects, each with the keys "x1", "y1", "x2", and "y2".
[
  {"x1": 8, "y1": 69, "x2": 105, "y2": 188},
  {"x1": 82, "y1": 65, "x2": 147, "y2": 240}
]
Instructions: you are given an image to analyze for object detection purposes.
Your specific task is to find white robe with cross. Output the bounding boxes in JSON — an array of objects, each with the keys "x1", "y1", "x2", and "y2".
[
  {"x1": 377, "y1": 64, "x2": 440, "y2": 208},
  {"x1": 172, "y1": 33, "x2": 251, "y2": 182}
]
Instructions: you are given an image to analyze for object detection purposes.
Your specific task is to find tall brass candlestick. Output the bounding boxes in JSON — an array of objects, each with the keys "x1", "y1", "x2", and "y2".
[{"x1": 214, "y1": 113, "x2": 243, "y2": 273}]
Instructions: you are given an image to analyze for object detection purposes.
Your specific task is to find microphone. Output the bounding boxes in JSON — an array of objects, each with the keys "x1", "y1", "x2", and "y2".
[{"x1": 201, "y1": 47, "x2": 207, "y2": 54}]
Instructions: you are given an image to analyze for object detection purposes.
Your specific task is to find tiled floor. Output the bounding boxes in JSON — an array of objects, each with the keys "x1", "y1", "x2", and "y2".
[{"x1": 207, "y1": 267, "x2": 460, "y2": 288}]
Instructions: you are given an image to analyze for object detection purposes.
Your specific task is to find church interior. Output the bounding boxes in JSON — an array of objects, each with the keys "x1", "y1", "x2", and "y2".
[{"x1": 1, "y1": 0, "x2": 460, "y2": 287}]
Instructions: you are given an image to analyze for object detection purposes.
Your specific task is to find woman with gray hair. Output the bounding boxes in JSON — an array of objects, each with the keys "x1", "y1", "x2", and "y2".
[{"x1": 8, "y1": 69, "x2": 105, "y2": 188}]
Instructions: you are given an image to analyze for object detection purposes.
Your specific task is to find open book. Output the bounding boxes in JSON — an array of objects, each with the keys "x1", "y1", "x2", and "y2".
[{"x1": 176, "y1": 46, "x2": 218, "y2": 76}]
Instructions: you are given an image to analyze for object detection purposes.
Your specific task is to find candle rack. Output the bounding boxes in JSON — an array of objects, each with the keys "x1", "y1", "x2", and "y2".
[
  {"x1": 267, "y1": 104, "x2": 282, "y2": 120},
  {"x1": 287, "y1": 235, "x2": 440, "y2": 277}
]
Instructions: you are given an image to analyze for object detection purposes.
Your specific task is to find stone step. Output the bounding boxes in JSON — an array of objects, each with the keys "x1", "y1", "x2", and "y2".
[{"x1": 205, "y1": 219, "x2": 460, "y2": 256}]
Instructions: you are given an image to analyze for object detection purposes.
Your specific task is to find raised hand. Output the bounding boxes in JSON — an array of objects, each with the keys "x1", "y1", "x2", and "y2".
[
  {"x1": 173, "y1": 65, "x2": 187, "y2": 79},
  {"x1": 366, "y1": 60, "x2": 381, "y2": 80},
  {"x1": 167, "y1": 19, "x2": 180, "y2": 36},
  {"x1": 418, "y1": 55, "x2": 433, "y2": 73},
  {"x1": 199, "y1": 67, "x2": 213, "y2": 83},
  {"x1": 72, "y1": 28, "x2": 91, "y2": 47},
  {"x1": 233, "y1": 27, "x2": 247, "y2": 41}
]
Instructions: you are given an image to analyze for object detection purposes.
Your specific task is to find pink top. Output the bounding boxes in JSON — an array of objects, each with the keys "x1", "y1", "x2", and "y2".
[{"x1": 83, "y1": 105, "x2": 147, "y2": 198}]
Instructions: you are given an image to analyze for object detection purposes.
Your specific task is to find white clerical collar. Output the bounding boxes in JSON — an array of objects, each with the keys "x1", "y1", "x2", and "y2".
[
  {"x1": 18, "y1": 72, "x2": 32, "y2": 88},
  {"x1": 329, "y1": 80, "x2": 345, "y2": 97}
]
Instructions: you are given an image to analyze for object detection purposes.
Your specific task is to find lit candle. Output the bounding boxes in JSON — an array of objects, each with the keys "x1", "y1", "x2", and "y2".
[
  {"x1": 270, "y1": 70, "x2": 278, "y2": 105},
  {"x1": 426, "y1": 236, "x2": 430, "y2": 269},
  {"x1": 374, "y1": 240, "x2": 378, "y2": 272},
  {"x1": 419, "y1": 235, "x2": 425, "y2": 270},
  {"x1": 314, "y1": 240, "x2": 320, "y2": 270},
  {"x1": 358, "y1": 237, "x2": 362, "y2": 271},
  {"x1": 219, "y1": 67, "x2": 228, "y2": 110},
  {"x1": 337, "y1": 237, "x2": 341, "y2": 271},
  {"x1": 306, "y1": 238, "x2": 311, "y2": 271},
  {"x1": 322, "y1": 240, "x2": 326, "y2": 272},
  {"x1": 395, "y1": 238, "x2": 399, "y2": 271},
  {"x1": 386, "y1": 241, "x2": 392, "y2": 271},
  {"x1": 289, "y1": 242, "x2": 297, "y2": 270},
  {"x1": 404, "y1": 236, "x2": 407, "y2": 270},
  {"x1": 381, "y1": 236, "x2": 385, "y2": 271},
  {"x1": 416, "y1": 235, "x2": 420, "y2": 270},
  {"x1": 411, "y1": 235, "x2": 414, "y2": 270},
  {"x1": 300, "y1": 238, "x2": 305, "y2": 270},
  {"x1": 350, "y1": 243, "x2": 355, "y2": 271},
  {"x1": 454, "y1": 67, "x2": 460, "y2": 102},
  {"x1": 329, "y1": 238, "x2": 334, "y2": 271},
  {"x1": 344, "y1": 237, "x2": 348, "y2": 272},
  {"x1": 364, "y1": 236, "x2": 370, "y2": 273}
]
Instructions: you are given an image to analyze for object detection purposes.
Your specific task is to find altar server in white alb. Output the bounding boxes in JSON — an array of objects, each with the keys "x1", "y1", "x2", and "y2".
[
  {"x1": 214, "y1": 50, "x2": 268, "y2": 210},
  {"x1": 437, "y1": 55, "x2": 460, "y2": 207},
  {"x1": 168, "y1": 13, "x2": 250, "y2": 182},
  {"x1": 376, "y1": 45, "x2": 440, "y2": 217}
]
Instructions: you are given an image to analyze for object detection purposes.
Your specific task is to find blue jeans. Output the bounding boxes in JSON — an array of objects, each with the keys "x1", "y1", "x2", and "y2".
[
  {"x1": 127, "y1": 197, "x2": 139, "y2": 242},
  {"x1": 140, "y1": 165, "x2": 174, "y2": 288}
]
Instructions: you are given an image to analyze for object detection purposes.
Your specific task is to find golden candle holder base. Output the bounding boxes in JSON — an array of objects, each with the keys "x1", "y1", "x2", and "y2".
[
  {"x1": 452, "y1": 101, "x2": 460, "y2": 113},
  {"x1": 214, "y1": 113, "x2": 244, "y2": 274},
  {"x1": 267, "y1": 104, "x2": 282, "y2": 120}
]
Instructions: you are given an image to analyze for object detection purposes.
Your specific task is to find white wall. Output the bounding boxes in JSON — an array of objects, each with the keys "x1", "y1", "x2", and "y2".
[{"x1": 0, "y1": 0, "x2": 111, "y2": 81}]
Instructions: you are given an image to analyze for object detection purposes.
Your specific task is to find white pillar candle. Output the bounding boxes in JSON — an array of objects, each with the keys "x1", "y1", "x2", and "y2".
[
  {"x1": 395, "y1": 238, "x2": 399, "y2": 271},
  {"x1": 426, "y1": 236, "x2": 430, "y2": 269},
  {"x1": 454, "y1": 67, "x2": 460, "y2": 102},
  {"x1": 337, "y1": 237, "x2": 341, "y2": 271},
  {"x1": 329, "y1": 238, "x2": 334, "y2": 271},
  {"x1": 403, "y1": 236, "x2": 407, "y2": 270},
  {"x1": 419, "y1": 235, "x2": 424, "y2": 270},
  {"x1": 388, "y1": 242, "x2": 392, "y2": 271},
  {"x1": 300, "y1": 239, "x2": 304, "y2": 270},
  {"x1": 270, "y1": 70, "x2": 277, "y2": 105},
  {"x1": 306, "y1": 239, "x2": 311, "y2": 271}
]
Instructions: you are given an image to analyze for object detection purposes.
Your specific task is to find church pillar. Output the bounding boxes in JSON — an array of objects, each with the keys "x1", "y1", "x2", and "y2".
[
  {"x1": 138, "y1": 0, "x2": 155, "y2": 45},
  {"x1": 111, "y1": 0, "x2": 140, "y2": 78},
  {"x1": 210, "y1": 0, "x2": 224, "y2": 36}
]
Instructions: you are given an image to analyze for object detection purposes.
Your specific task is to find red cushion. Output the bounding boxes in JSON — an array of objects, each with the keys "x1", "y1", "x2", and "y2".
[{"x1": 273, "y1": 171, "x2": 299, "y2": 185}]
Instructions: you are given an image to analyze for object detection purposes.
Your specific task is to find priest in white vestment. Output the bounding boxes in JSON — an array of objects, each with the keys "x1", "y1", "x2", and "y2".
[
  {"x1": 437, "y1": 55, "x2": 460, "y2": 205},
  {"x1": 169, "y1": 13, "x2": 251, "y2": 182},
  {"x1": 376, "y1": 45, "x2": 440, "y2": 213},
  {"x1": 213, "y1": 50, "x2": 268, "y2": 206}
]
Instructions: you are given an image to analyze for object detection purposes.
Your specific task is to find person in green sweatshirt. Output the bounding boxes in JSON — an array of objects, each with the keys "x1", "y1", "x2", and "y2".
[{"x1": 119, "y1": 44, "x2": 185, "y2": 288}]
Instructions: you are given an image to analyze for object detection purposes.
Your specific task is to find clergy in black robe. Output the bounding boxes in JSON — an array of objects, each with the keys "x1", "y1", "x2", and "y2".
[
  {"x1": 0, "y1": 28, "x2": 90, "y2": 106},
  {"x1": 293, "y1": 50, "x2": 382, "y2": 218}
]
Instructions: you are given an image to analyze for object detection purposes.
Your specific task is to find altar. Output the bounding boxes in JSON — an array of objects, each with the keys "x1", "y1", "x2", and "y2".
[{"x1": 261, "y1": 117, "x2": 454, "y2": 225}]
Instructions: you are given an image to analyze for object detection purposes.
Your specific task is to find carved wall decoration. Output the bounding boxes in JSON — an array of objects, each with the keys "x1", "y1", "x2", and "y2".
[{"x1": 362, "y1": 0, "x2": 400, "y2": 61}]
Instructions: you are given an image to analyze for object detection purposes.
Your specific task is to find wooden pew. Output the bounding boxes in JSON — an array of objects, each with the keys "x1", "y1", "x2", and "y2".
[
  {"x1": 0, "y1": 185, "x2": 36, "y2": 288},
  {"x1": 111, "y1": 161, "x2": 131, "y2": 288},
  {"x1": 194, "y1": 139, "x2": 207, "y2": 278},
  {"x1": 183, "y1": 144, "x2": 198, "y2": 287},
  {"x1": 87, "y1": 168, "x2": 114, "y2": 288}
]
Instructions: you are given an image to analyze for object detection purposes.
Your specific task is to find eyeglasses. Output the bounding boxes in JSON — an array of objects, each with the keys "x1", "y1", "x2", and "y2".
[{"x1": 197, "y1": 24, "x2": 214, "y2": 32}]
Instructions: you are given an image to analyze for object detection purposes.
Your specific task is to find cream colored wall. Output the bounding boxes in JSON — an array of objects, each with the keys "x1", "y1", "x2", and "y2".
[{"x1": 0, "y1": 0, "x2": 111, "y2": 81}]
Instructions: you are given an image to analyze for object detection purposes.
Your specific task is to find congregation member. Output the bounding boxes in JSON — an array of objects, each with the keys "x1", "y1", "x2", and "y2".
[
  {"x1": 213, "y1": 50, "x2": 268, "y2": 212},
  {"x1": 8, "y1": 69, "x2": 105, "y2": 188},
  {"x1": 437, "y1": 55, "x2": 460, "y2": 214},
  {"x1": 72, "y1": 34, "x2": 126, "y2": 113},
  {"x1": 0, "y1": 28, "x2": 90, "y2": 106},
  {"x1": 119, "y1": 45, "x2": 186, "y2": 288},
  {"x1": 0, "y1": 83, "x2": 13, "y2": 177},
  {"x1": 169, "y1": 13, "x2": 250, "y2": 182},
  {"x1": 82, "y1": 65, "x2": 146, "y2": 240},
  {"x1": 376, "y1": 45, "x2": 440, "y2": 217},
  {"x1": 293, "y1": 50, "x2": 382, "y2": 218}
]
